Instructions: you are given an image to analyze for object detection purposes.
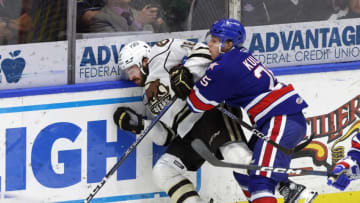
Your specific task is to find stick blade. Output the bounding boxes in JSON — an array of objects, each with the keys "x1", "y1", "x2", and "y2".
[{"x1": 191, "y1": 139, "x2": 329, "y2": 177}]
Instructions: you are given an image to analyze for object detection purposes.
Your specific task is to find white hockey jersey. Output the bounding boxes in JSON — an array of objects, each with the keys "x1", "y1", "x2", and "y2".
[{"x1": 142, "y1": 38, "x2": 212, "y2": 143}]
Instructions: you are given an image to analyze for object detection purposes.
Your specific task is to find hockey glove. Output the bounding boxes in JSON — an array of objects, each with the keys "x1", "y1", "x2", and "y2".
[
  {"x1": 113, "y1": 107, "x2": 144, "y2": 134},
  {"x1": 169, "y1": 65, "x2": 193, "y2": 100},
  {"x1": 327, "y1": 156, "x2": 360, "y2": 191}
]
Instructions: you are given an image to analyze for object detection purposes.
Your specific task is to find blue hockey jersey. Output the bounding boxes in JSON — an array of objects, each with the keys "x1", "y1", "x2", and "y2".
[{"x1": 186, "y1": 47, "x2": 308, "y2": 127}]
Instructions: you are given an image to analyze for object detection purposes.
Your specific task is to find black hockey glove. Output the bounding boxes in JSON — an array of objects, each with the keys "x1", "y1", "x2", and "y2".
[
  {"x1": 169, "y1": 65, "x2": 193, "y2": 100},
  {"x1": 113, "y1": 107, "x2": 144, "y2": 134}
]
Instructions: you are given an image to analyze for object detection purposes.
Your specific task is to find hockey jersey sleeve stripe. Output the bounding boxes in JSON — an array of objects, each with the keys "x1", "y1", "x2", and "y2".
[
  {"x1": 351, "y1": 148, "x2": 360, "y2": 154},
  {"x1": 244, "y1": 83, "x2": 285, "y2": 112},
  {"x1": 187, "y1": 86, "x2": 219, "y2": 112},
  {"x1": 248, "y1": 85, "x2": 295, "y2": 123},
  {"x1": 338, "y1": 161, "x2": 350, "y2": 169},
  {"x1": 244, "y1": 92, "x2": 269, "y2": 112},
  {"x1": 252, "y1": 91, "x2": 297, "y2": 124},
  {"x1": 186, "y1": 97, "x2": 203, "y2": 113},
  {"x1": 193, "y1": 86, "x2": 219, "y2": 106},
  {"x1": 188, "y1": 89, "x2": 215, "y2": 112},
  {"x1": 353, "y1": 134, "x2": 360, "y2": 145},
  {"x1": 352, "y1": 140, "x2": 360, "y2": 150}
]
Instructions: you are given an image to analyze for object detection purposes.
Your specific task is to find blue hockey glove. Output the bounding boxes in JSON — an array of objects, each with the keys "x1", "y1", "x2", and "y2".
[{"x1": 327, "y1": 157, "x2": 360, "y2": 191}]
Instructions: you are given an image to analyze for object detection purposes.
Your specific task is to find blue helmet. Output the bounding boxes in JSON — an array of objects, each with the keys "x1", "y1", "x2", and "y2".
[{"x1": 209, "y1": 18, "x2": 246, "y2": 48}]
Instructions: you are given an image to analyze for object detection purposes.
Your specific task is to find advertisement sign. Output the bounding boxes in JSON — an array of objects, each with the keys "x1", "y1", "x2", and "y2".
[
  {"x1": 247, "y1": 18, "x2": 360, "y2": 68},
  {"x1": 276, "y1": 69, "x2": 360, "y2": 193},
  {"x1": 75, "y1": 30, "x2": 207, "y2": 83},
  {"x1": 0, "y1": 41, "x2": 67, "y2": 89},
  {"x1": 75, "y1": 18, "x2": 360, "y2": 83},
  {"x1": 0, "y1": 85, "x2": 201, "y2": 203}
]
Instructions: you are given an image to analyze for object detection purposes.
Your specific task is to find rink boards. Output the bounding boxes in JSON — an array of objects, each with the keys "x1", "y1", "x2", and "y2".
[{"x1": 0, "y1": 64, "x2": 359, "y2": 202}]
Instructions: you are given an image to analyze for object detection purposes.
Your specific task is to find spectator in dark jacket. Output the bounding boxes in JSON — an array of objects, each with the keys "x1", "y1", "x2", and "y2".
[
  {"x1": 241, "y1": 0, "x2": 357, "y2": 26},
  {"x1": 28, "y1": 0, "x2": 67, "y2": 43},
  {"x1": 0, "y1": 0, "x2": 34, "y2": 45},
  {"x1": 342, "y1": 0, "x2": 360, "y2": 19},
  {"x1": 78, "y1": 0, "x2": 168, "y2": 33},
  {"x1": 77, "y1": 0, "x2": 105, "y2": 33}
]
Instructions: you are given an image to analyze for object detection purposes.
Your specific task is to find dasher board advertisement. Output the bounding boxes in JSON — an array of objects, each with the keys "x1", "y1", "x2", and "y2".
[
  {"x1": 0, "y1": 19, "x2": 358, "y2": 87},
  {"x1": 75, "y1": 18, "x2": 360, "y2": 82}
]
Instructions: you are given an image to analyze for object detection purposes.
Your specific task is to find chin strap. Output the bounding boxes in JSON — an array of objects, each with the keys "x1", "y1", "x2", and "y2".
[
  {"x1": 139, "y1": 61, "x2": 149, "y2": 83},
  {"x1": 139, "y1": 57, "x2": 149, "y2": 76},
  {"x1": 218, "y1": 42, "x2": 224, "y2": 54},
  {"x1": 140, "y1": 66, "x2": 148, "y2": 76},
  {"x1": 219, "y1": 42, "x2": 236, "y2": 54}
]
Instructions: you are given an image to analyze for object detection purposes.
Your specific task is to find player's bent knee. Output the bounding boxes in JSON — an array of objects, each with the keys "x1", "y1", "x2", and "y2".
[
  {"x1": 152, "y1": 153, "x2": 188, "y2": 190},
  {"x1": 153, "y1": 153, "x2": 203, "y2": 202}
]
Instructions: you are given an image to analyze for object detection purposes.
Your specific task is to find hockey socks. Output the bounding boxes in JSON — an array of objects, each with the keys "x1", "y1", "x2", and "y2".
[
  {"x1": 252, "y1": 197, "x2": 277, "y2": 203},
  {"x1": 233, "y1": 172, "x2": 277, "y2": 203},
  {"x1": 233, "y1": 172, "x2": 251, "y2": 202}
]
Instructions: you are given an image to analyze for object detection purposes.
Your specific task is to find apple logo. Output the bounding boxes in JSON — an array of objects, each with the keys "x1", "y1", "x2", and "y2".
[{"x1": 1, "y1": 50, "x2": 26, "y2": 83}]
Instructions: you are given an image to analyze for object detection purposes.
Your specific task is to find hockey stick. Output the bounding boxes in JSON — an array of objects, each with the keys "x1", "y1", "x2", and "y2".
[
  {"x1": 191, "y1": 138, "x2": 329, "y2": 176},
  {"x1": 84, "y1": 96, "x2": 178, "y2": 203},
  {"x1": 217, "y1": 106, "x2": 313, "y2": 155}
]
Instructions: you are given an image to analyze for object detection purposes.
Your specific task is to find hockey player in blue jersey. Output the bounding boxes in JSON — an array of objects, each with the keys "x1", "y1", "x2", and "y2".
[
  {"x1": 116, "y1": 38, "x2": 316, "y2": 203},
  {"x1": 113, "y1": 39, "x2": 253, "y2": 203},
  {"x1": 170, "y1": 18, "x2": 314, "y2": 203},
  {"x1": 328, "y1": 132, "x2": 360, "y2": 191}
]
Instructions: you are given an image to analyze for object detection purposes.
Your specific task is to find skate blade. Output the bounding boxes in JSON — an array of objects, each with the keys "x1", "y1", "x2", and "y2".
[{"x1": 298, "y1": 191, "x2": 318, "y2": 203}]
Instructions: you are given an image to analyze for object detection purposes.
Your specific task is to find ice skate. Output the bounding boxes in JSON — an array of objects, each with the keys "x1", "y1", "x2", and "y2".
[{"x1": 279, "y1": 181, "x2": 318, "y2": 203}]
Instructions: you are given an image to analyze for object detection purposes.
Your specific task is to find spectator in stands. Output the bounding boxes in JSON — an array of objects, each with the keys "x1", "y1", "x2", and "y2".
[
  {"x1": 187, "y1": 0, "x2": 226, "y2": 30},
  {"x1": 240, "y1": 0, "x2": 357, "y2": 26},
  {"x1": 84, "y1": 0, "x2": 167, "y2": 33},
  {"x1": 349, "y1": 0, "x2": 360, "y2": 13},
  {"x1": 29, "y1": 0, "x2": 67, "y2": 43},
  {"x1": 157, "y1": 0, "x2": 191, "y2": 31},
  {"x1": 241, "y1": 0, "x2": 301, "y2": 26},
  {"x1": 78, "y1": 0, "x2": 226, "y2": 33},
  {"x1": 342, "y1": 0, "x2": 360, "y2": 18},
  {"x1": 155, "y1": 0, "x2": 226, "y2": 32},
  {"x1": 77, "y1": 0, "x2": 105, "y2": 33},
  {"x1": 300, "y1": 0, "x2": 348, "y2": 21},
  {"x1": 0, "y1": 0, "x2": 34, "y2": 45},
  {"x1": 299, "y1": 0, "x2": 360, "y2": 21},
  {"x1": 240, "y1": 0, "x2": 267, "y2": 26}
]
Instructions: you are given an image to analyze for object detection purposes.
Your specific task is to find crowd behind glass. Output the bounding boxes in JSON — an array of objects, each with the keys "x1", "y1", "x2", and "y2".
[{"x1": 0, "y1": 0, "x2": 359, "y2": 46}]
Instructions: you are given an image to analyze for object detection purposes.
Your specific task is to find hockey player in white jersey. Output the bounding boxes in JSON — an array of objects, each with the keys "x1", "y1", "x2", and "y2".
[
  {"x1": 114, "y1": 39, "x2": 251, "y2": 203},
  {"x1": 113, "y1": 39, "x2": 316, "y2": 203}
]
